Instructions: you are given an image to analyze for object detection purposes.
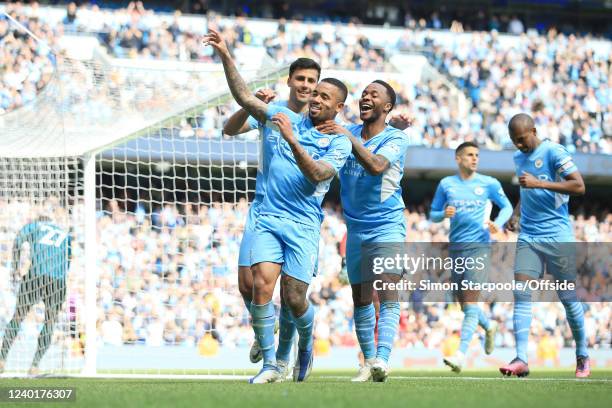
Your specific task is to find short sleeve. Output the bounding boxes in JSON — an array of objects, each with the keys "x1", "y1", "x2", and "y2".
[
  {"x1": 319, "y1": 136, "x2": 352, "y2": 174},
  {"x1": 266, "y1": 105, "x2": 302, "y2": 124},
  {"x1": 245, "y1": 115, "x2": 259, "y2": 131},
  {"x1": 377, "y1": 131, "x2": 409, "y2": 164},
  {"x1": 551, "y1": 144, "x2": 578, "y2": 178}
]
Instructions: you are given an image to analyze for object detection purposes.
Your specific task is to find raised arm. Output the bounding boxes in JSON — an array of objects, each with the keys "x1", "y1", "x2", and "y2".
[
  {"x1": 203, "y1": 28, "x2": 269, "y2": 123},
  {"x1": 223, "y1": 89, "x2": 276, "y2": 136}
]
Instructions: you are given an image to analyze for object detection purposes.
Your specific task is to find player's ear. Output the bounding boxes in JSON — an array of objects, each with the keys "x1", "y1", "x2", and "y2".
[
  {"x1": 335, "y1": 101, "x2": 345, "y2": 113},
  {"x1": 384, "y1": 102, "x2": 392, "y2": 114}
]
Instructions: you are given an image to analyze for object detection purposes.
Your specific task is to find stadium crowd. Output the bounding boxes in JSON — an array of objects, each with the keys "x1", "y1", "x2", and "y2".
[
  {"x1": 0, "y1": 3, "x2": 57, "y2": 113},
  {"x1": 428, "y1": 29, "x2": 612, "y2": 154},
  {"x1": 93, "y1": 199, "x2": 611, "y2": 354},
  {"x1": 0, "y1": 191, "x2": 609, "y2": 363},
  {"x1": 1, "y1": 2, "x2": 610, "y2": 153}
]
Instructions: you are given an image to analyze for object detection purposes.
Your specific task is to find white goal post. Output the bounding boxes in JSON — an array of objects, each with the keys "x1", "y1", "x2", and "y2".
[{"x1": 0, "y1": 31, "x2": 288, "y2": 376}]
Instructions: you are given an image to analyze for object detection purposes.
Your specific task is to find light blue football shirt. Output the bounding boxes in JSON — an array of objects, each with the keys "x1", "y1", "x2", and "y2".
[
  {"x1": 244, "y1": 101, "x2": 289, "y2": 207},
  {"x1": 339, "y1": 124, "x2": 409, "y2": 231},
  {"x1": 430, "y1": 173, "x2": 512, "y2": 243},
  {"x1": 513, "y1": 140, "x2": 578, "y2": 238},
  {"x1": 259, "y1": 105, "x2": 352, "y2": 227}
]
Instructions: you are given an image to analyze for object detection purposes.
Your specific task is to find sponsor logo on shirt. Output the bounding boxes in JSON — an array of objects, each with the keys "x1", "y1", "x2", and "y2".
[{"x1": 449, "y1": 199, "x2": 485, "y2": 212}]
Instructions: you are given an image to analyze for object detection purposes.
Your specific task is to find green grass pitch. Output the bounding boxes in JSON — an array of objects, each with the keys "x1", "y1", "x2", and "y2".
[{"x1": 1, "y1": 370, "x2": 610, "y2": 408}]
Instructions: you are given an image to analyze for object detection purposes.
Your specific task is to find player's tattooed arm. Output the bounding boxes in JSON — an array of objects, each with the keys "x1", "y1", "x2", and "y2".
[
  {"x1": 349, "y1": 137, "x2": 390, "y2": 175},
  {"x1": 519, "y1": 170, "x2": 585, "y2": 196},
  {"x1": 203, "y1": 28, "x2": 268, "y2": 123},
  {"x1": 316, "y1": 121, "x2": 389, "y2": 175},
  {"x1": 223, "y1": 89, "x2": 276, "y2": 136},
  {"x1": 273, "y1": 113, "x2": 336, "y2": 183}
]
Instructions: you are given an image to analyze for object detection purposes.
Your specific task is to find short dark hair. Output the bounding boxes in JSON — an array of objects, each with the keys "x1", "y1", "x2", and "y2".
[
  {"x1": 373, "y1": 80, "x2": 396, "y2": 110},
  {"x1": 288, "y1": 58, "x2": 321, "y2": 79},
  {"x1": 508, "y1": 113, "x2": 535, "y2": 133},
  {"x1": 320, "y1": 77, "x2": 348, "y2": 102},
  {"x1": 455, "y1": 141, "x2": 479, "y2": 155}
]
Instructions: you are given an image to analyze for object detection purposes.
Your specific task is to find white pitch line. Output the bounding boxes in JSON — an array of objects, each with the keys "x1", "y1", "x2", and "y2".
[{"x1": 319, "y1": 375, "x2": 612, "y2": 383}]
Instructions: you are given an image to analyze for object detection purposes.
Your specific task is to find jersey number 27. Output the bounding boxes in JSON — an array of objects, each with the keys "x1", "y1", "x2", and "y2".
[{"x1": 39, "y1": 225, "x2": 68, "y2": 247}]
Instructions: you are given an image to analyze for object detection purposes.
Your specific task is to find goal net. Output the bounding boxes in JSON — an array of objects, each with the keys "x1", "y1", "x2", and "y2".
[{"x1": 0, "y1": 19, "x2": 287, "y2": 377}]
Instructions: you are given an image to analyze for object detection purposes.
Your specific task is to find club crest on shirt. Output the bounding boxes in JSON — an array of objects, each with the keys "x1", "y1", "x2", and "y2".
[
  {"x1": 534, "y1": 159, "x2": 543, "y2": 168},
  {"x1": 317, "y1": 137, "x2": 330, "y2": 148},
  {"x1": 474, "y1": 186, "x2": 484, "y2": 196}
]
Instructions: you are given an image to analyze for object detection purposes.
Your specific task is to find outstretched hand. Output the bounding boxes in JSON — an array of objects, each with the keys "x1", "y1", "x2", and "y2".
[{"x1": 202, "y1": 28, "x2": 230, "y2": 57}]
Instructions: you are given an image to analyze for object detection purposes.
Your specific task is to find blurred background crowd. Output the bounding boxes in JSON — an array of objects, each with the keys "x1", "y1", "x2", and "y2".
[
  {"x1": 0, "y1": 199, "x2": 609, "y2": 359},
  {"x1": 1, "y1": 1, "x2": 610, "y2": 153}
]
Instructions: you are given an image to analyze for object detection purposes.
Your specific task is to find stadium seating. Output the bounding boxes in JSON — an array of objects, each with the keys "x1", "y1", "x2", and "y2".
[{"x1": 1, "y1": 2, "x2": 610, "y2": 153}]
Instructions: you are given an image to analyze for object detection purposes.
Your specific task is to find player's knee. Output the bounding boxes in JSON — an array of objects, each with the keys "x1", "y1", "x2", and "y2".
[
  {"x1": 251, "y1": 273, "x2": 270, "y2": 293},
  {"x1": 351, "y1": 284, "x2": 373, "y2": 306},
  {"x1": 251, "y1": 265, "x2": 274, "y2": 295},
  {"x1": 280, "y1": 276, "x2": 308, "y2": 315},
  {"x1": 237, "y1": 267, "x2": 253, "y2": 298}
]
